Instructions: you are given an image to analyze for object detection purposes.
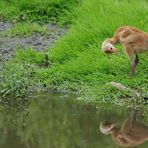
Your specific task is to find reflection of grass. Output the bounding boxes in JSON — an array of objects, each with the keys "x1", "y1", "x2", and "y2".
[
  {"x1": 18, "y1": 96, "x2": 148, "y2": 148},
  {"x1": 19, "y1": 96, "x2": 124, "y2": 148},
  {"x1": 0, "y1": 95, "x2": 129, "y2": 148},
  {"x1": 4, "y1": 23, "x2": 48, "y2": 37},
  {"x1": 0, "y1": 95, "x2": 148, "y2": 148},
  {"x1": 1, "y1": 0, "x2": 148, "y2": 105}
]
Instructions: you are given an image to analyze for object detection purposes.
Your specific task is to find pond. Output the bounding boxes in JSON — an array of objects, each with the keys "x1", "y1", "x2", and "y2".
[{"x1": 0, "y1": 94, "x2": 148, "y2": 148}]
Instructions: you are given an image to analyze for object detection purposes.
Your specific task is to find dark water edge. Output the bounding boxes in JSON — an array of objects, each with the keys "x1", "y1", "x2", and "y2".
[{"x1": 0, "y1": 93, "x2": 148, "y2": 148}]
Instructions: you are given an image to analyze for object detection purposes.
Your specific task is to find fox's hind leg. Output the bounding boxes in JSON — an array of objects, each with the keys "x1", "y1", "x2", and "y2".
[
  {"x1": 123, "y1": 45, "x2": 139, "y2": 75},
  {"x1": 131, "y1": 54, "x2": 139, "y2": 74}
]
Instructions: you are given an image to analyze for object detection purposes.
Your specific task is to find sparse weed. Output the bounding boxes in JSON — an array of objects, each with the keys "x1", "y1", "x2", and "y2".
[{"x1": 5, "y1": 23, "x2": 48, "y2": 36}]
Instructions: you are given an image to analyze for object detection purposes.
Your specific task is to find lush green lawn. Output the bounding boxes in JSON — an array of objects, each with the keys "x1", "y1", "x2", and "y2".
[
  {"x1": 0, "y1": 0, "x2": 79, "y2": 24},
  {"x1": 1, "y1": 0, "x2": 148, "y2": 105}
]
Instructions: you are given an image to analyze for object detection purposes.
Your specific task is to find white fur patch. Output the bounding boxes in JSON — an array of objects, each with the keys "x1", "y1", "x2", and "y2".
[
  {"x1": 102, "y1": 39, "x2": 115, "y2": 52},
  {"x1": 100, "y1": 122, "x2": 115, "y2": 135}
]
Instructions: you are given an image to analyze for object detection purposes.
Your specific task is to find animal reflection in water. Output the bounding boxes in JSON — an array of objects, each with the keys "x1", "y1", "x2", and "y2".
[{"x1": 100, "y1": 112, "x2": 148, "y2": 147}]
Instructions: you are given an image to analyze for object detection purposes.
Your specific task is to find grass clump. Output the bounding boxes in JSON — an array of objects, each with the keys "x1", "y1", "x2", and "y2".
[
  {"x1": 0, "y1": 62, "x2": 32, "y2": 98},
  {"x1": 0, "y1": 48, "x2": 45, "y2": 100},
  {"x1": 0, "y1": 0, "x2": 80, "y2": 24},
  {"x1": 4, "y1": 23, "x2": 48, "y2": 37}
]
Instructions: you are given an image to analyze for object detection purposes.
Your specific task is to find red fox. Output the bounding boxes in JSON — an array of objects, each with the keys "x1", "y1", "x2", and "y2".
[
  {"x1": 100, "y1": 114, "x2": 148, "y2": 147},
  {"x1": 102, "y1": 26, "x2": 148, "y2": 74}
]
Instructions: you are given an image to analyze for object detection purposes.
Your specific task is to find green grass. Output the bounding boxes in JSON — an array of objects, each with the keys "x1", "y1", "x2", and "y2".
[
  {"x1": 1, "y1": 0, "x2": 148, "y2": 105},
  {"x1": 0, "y1": 0, "x2": 80, "y2": 24},
  {"x1": 0, "y1": 48, "x2": 45, "y2": 99},
  {"x1": 41, "y1": 0, "x2": 148, "y2": 102},
  {"x1": 3, "y1": 23, "x2": 48, "y2": 37}
]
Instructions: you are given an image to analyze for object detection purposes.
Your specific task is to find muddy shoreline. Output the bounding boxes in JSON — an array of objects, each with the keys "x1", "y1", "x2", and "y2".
[{"x1": 0, "y1": 22, "x2": 66, "y2": 62}]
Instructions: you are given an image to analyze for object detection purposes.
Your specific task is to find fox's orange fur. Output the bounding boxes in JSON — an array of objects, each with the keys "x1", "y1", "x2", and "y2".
[
  {"x1": 100, "y1": 114, "x2": 148, "y2": 147},
  {"x1": 102, "y1": 26, "x2": 148, "y2": 73}
]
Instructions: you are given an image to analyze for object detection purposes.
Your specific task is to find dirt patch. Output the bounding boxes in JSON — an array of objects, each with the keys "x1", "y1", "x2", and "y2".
[
  {"x1": 0, "y1": 22, "x2": 13, "y2": 32},
  {"x1": 0, "y1": 22, "x2": 67, "y2": 62}
]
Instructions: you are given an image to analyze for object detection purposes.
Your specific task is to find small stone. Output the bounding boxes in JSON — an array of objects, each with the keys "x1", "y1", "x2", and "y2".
[{"x1": 3, "y1": 50, "x2": 9, "y2": 54}]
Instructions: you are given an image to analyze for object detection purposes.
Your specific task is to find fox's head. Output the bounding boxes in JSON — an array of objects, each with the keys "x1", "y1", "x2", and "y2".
[
  {"x1": 102, "y1": 39, "x2": 118, "y2": 53},
  {"x1": 100, "y1": 121, "x2": 116, "y2": 135}
]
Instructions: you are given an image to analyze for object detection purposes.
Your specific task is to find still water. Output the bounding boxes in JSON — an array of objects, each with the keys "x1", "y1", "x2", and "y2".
[{"x1": 0, "y1": 94, "x2": 148, "y2": 148}]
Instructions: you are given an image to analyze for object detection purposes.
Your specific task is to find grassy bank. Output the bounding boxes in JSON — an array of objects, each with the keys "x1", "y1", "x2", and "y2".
[
  {"x1": 1, "y1": 0, "x2": 148, "y2": 105},
  {"x1": 0, "y1": 0, "x2": 79, "y2": 24},
  {"x1": 2, "y1": 23, "x2": 48, "y2": 37}
]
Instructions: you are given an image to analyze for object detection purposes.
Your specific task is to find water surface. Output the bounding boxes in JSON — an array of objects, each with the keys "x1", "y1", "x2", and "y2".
[{"x1": 0, "y1": 94, "x2": 148, "y2": 148}]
